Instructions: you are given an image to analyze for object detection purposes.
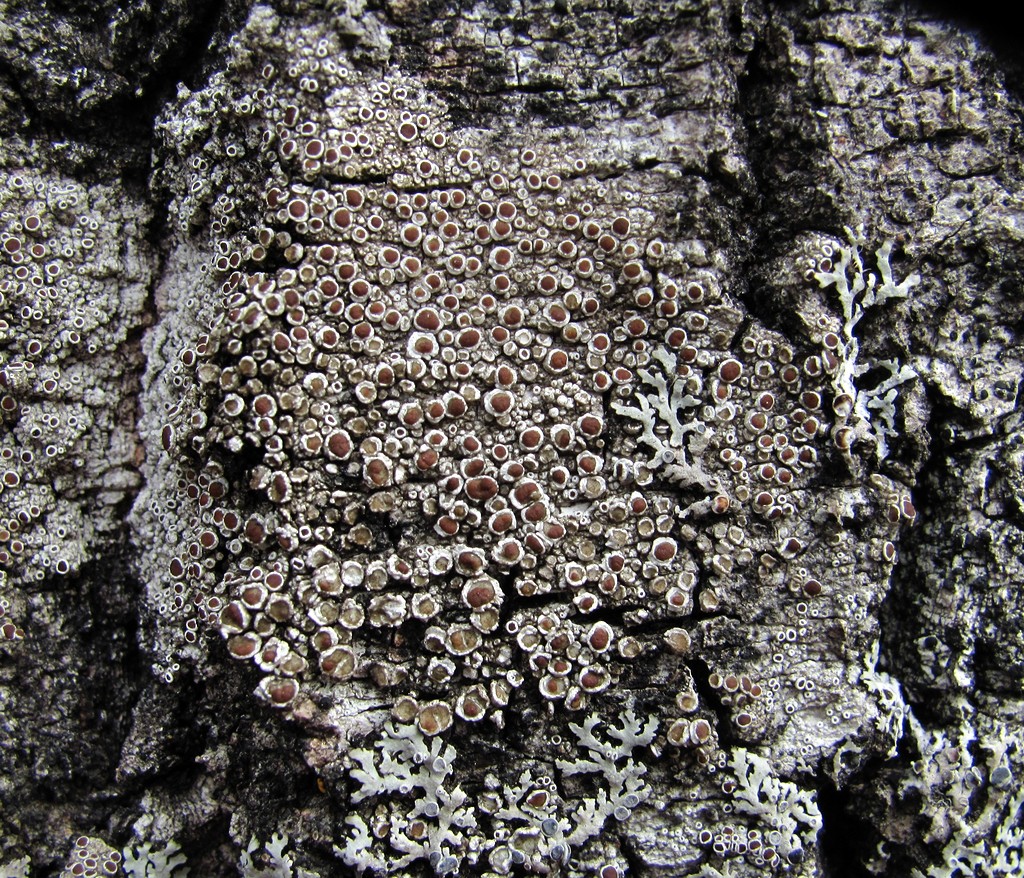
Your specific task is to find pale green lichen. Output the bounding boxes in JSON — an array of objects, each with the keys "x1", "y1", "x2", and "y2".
[
  {"x1": 556, "y1": 708, "x2": 658, "y2": 846},
  {"x1": 41, "y1": 834, "x2": 321, "y2": 878},
  {"x1": 726, "y1": 749, "x2": 822, "y2": 861},
  {"x1": 339, "y1": 722, "x2": 475, "y2": 875},
  {"x1": 0, "y1": 858, "x2": 29, "y2": 878},
  {"x1": 339, "y1": 711, "x2": 656, "y2": 876},
  {"x1": 813, "y1": 225, "x2": 919, "y2": 461},
  {"x1": 610, "y1": 346, "x2": 716, "y2": 491},
  {"x1": 904, "y1": 711, "x2": 1023, "y2": 878},
  {"x1": 240, "y1": 834, "x2": 321, "y2": 878},
  {"x1": 924, "y1": 783, "x2": 1024, "y2": 878},
  {"x1": 859, "y1": 638, "x2": 908, "y2": 760},
  {"x1": 121, "y1": 841, "x2": 189, "y2": 878}
]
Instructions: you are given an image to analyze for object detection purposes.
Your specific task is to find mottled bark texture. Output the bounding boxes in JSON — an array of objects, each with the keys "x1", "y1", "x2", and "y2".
[{"x1": 1, "y1": 1, "x2": 1022, "y2": 877}]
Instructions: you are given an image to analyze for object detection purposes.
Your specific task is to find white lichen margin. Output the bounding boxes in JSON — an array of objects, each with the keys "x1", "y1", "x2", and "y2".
[{"x1": 813, "y1": 226, "x2": 919, "y2": 461}]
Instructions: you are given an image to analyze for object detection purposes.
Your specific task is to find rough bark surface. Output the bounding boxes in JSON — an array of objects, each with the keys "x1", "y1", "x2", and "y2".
[{"x1": 1, "y1": 1, "x2": 1022, "y2": 877}]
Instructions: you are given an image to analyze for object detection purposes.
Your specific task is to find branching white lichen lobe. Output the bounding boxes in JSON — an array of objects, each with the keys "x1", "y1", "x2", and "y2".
[{"x1": 811, "y1": 226, "x2": 919, "y2": 461}]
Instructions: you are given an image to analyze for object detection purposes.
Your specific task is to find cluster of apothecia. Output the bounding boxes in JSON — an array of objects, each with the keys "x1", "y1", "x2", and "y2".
[
  {"x1": 149, "y1": 43, "x2": 917, "y2": 741},
  {"x1": 0, "y1": 172, "x2": 146, "y2": 605},
  {"x1": 141, "y1": 20, "x2": 919, "y2": 875}
]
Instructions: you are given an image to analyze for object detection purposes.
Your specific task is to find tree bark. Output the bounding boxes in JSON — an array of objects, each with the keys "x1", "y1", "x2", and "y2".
[{"x1": 1, "y1": 1, "x2": 1022, "y2": 876}]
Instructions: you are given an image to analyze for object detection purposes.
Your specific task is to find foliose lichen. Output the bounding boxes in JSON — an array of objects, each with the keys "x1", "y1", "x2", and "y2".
[
  {"x1": 239, "y1": 834, "x2": 321, "y2": 878},
  {"x1": 340, "y1": 722, "x2": 476, "y2": 875},
  {"x1": 0, "y1": 858, "x2": 29, "y2": 878},
  {"x1": 809, "y1": 224, "x2": 919, "y2": 463},
  {"x1": 121, "y1": 839, "x2": 188, "y2": 878}
]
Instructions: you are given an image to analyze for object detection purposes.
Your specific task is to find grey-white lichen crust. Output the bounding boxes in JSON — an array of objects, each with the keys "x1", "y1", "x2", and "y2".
[
  {"x1": 3, "y1": 0, "x2": 1024, "y2": 876},
  {"x1": 125, "y1": 5, "x2": 925, "y2": 875}
]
